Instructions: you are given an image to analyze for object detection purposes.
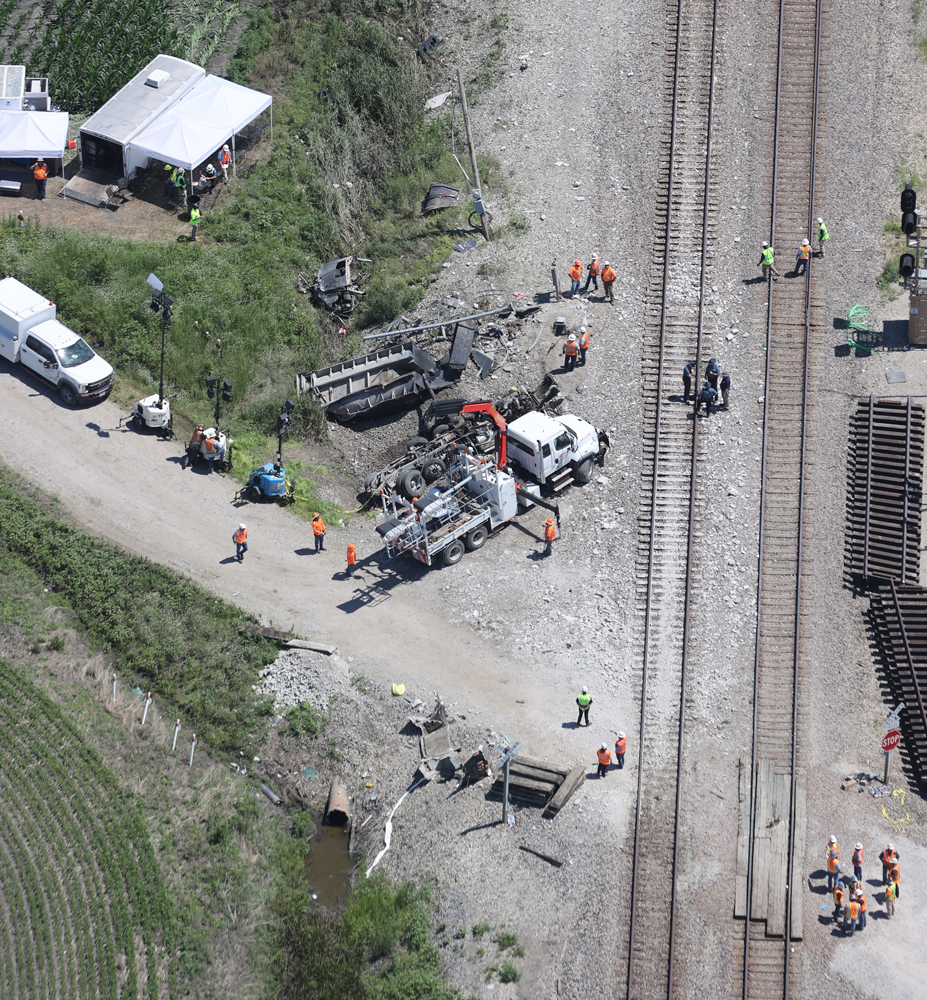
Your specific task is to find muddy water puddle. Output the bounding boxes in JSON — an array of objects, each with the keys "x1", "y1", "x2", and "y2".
[{"x1": 304, "y1": 825, "x2": 353, "y2": 909}]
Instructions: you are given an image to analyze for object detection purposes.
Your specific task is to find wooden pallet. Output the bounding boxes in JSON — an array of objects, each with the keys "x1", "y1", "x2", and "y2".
[{"x1": 487, "y1": 754, "x2": 585, "y2": 817}]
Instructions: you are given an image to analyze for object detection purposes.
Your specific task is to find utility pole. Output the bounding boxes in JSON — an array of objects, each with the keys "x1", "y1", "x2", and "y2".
[{"x1": 457, "y1": 69, "x2": 491, "y2": 243}]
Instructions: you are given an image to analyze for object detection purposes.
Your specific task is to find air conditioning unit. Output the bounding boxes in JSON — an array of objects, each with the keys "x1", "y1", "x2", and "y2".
[{"x1": 145, "y1": 69, "x2": 170, "y2": 89}]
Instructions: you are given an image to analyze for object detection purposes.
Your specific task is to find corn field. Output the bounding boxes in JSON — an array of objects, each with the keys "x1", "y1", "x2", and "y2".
[
  {"x1": 0, "y1": 660, "x2": 175, "y2": 999},
  {"x1": 0, "y1": 0, "x2": 244, "y2": 113}
]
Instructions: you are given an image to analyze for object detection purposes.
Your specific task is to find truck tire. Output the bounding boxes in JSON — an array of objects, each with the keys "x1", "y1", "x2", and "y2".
[
  {"x1": 248, "y1": 483, "x2": 262, "y2": 501},
  {"x1": 431, "y1": 422, "x2": 451, "y2": 440},
  {"x1": 407, "y1": 436, "x2": 428, "y2": 452},
  {"x1": 443, "y1": 539, "x2": 465, "y2": 566},
  {"x1": 421, "y1": 457, "x2": 447, "y2": 483},
  {"x1": 399, "y1": 468, "x2": 425, "y2": 500},
  {"x1": 573, "y1": 458, "x2": 594, "y2": 484},
  {"x1": 465, "y1": 525, "x2": 488, "y2": 550},
  {"x1": 59, "y1": 383, "x2": 77, "y2": 407}
]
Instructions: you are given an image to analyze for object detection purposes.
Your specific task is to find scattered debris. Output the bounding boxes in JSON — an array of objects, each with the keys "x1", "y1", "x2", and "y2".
[
  {"x1": 261, "y1": 783, "x2": 282, "y2": 806},
  {"x1": 420, "y1": 35, "x2": 442, "y2": 56},
  {"x1": 305, "y1": 255, "x2": 372, "y2": 316},
  {"x1": 454, "y1": 238, "x2": 478, "y2": 253},
  {"x1": 483, "y1": 752, "x2": 584, "y2": 815}
]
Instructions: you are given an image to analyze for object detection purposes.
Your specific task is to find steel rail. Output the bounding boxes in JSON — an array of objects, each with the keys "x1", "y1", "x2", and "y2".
[
  {"x1": 742, "y1": 0, "x2": 823, "y2": 995},
  {"x1": 626, "y1": 0, "x2": 720, "y2": 994}
]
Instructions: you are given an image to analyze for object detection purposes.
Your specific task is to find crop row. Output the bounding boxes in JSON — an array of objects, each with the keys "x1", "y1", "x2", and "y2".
[{"x1": 0, "y1": 662, "x2": 175, "y2": 997}]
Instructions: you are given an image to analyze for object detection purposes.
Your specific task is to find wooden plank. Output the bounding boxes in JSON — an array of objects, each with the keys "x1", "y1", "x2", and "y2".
[
  {"x1": 735, "y1": 757, "x2": 750, "y2": 918},
  {"x1": 751, "y1": 838, "x2": 770, "y2": 920},
  {"x1": 543, "y1": 763, "x2": 586, "y2": 817},
  {"x1": 767, "y1": 773, "x2": 788, "y2": 938},
  {"x1": 284, "y1": 637, "x2": 336, "y2": 654},
  {"x1": 754, "y1": 759, "x2": 771, "y2": 841},
  {"x1": 508, "y1": 762, "x2": 568, "y2": 783},
  {"x1": 518, "y1": 845, "x2": 563, "y2": 868},
  {"x1": 240, "y1": 623, "x2": 295, "y2": 641},
  {"x1": 790, "y1": 775, "x2": 807, "y2": 941},
  {"x1": 493, "y1": 774, "x2": 556, "y2": 795},
  {"x1": 513, "y1": 754, "x2": 570, "y2": 777}
]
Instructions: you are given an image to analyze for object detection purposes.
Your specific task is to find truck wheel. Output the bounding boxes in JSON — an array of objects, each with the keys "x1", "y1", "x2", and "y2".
[
  {"x1": 59, "y1": 383, "x2": 77, "y2": 407},
  {"x1": 407, "y1": 436, "x2": 428, "y2": 452},
  {"x1": 399, "y1": 468, "x2": 425, "y2": 500},
  {"x1": 444, "y1": 540, "x2": 465, "y2": 566},
  {"x1": 421, "y1": 457, "x2": 447, "y2": 483},
  {"x1": 431, "y1": 422, "x2": 451, "y2": 440},
  {"x1": 573, "y1": 458, "x2": 594, "y2": 484},
  {"x1": 465, "y1": 525, "x2": 488, "y2": 550}
]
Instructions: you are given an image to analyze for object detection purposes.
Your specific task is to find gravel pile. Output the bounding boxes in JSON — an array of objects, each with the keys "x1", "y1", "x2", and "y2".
[{"x1": 258, "y1": 648, "x2": 353, "y2": 713}]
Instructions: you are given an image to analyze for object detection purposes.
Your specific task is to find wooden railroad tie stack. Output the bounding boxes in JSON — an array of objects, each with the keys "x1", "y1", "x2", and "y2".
[{"x1": 487, "y1": 754, "x2": 585, "y2": 818}]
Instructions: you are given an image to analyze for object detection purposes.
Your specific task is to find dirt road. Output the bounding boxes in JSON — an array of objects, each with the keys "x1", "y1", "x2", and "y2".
[{"x1": 0, "y1": 363, "x2": 549, "y2": 726}]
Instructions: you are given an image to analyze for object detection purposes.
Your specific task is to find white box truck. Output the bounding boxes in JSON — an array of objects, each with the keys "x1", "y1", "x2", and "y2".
[{"x1": 0, "y1": 277, "x2": 115, "y2": 405}]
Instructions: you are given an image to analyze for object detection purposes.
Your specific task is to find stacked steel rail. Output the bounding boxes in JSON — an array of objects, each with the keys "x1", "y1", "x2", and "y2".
[
  {"x1": 627, "y1": 0, "x2": 719, "y2": 996},
  {"x1": 737, "y1": 0, "x2": 824, "y2": 996}
]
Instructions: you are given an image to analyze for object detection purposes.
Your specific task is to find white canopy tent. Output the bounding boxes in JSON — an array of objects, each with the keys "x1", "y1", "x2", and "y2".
[
  {"x1": 0, "y1": 111, "x2": 68, "y2": 159},
  {"x1": 127, "y1": 75, "x2": 271, "y2": 175}
]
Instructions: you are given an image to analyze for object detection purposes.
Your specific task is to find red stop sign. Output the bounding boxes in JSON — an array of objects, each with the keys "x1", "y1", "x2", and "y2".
[{"x1": 882, "y1": 730, "x2": 901, "y2": 753}]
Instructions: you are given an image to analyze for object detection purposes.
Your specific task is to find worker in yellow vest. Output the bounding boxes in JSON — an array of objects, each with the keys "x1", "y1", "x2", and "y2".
[
  {"x1": 815, "y1": 218, "x2": 829, "y2": 258},
  {"x1": 885, "y1": 877, "x2": 897, "y2": 918},
  {"x1": 759, "y1": 241, "x2": 780, "y2": 281},
  {"x1": 190, "y1": 204, "x2": 202, "y2": 242},
  {"x1": 596, "y1": 743, "x2": 611, "y2": 778},
  {"x1": 576, "y1": 686, "x2": 592, "y2": 727},
  {"x1": 30, "y1": 158, "x2": 48, "y2": 200}
]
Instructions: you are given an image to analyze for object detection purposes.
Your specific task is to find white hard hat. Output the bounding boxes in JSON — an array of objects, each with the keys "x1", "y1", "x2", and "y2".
[
  {"x1": 207, "y1": 163, "x2": 215, "y2": 171},
  {"x1": 239, "y1": 523, "x2": 246, "y2": 530},
  {"x1": 855, "y1": 842, "x2": 862, "y2": 850},
  {"x1": 617, "y1": 731, "x2": 625, "y2": 739},
  {"x1": 591, "y1": 253, "x2": 598, "y2": 258},
  {"x1": 802, "y1": 238, "x2": 809, "y2": 245},
  {"x1": 579, "y1": 326, "x2": 587, "y2": 333},
  {"x1": 829, "y1": 835, "x2": 837, "y2": 843},
  {"x1": 568, "y1": 333, "x2": 576, "y2": 342},
  {"x1": 762, "y1": 241, "x2": 769, "y2": 248},
  {"x1": 817, "y1": 217, "x2": 823, "y2": 223},
  {"x1": 888, "y1": 842, "x2": 895, "y2": 850},
  {"x1": 581, "y1": 686, "x2": 588, "y2": 693},
  {"x1": 223, "y1": 144, "x2": 230, "y2": 151},
  {"x1": 601, "y1": 742, "x2": 608, "y2": 750},
  {"x1": 603, "y1": 260, "x2": 610, "y2": 266}
]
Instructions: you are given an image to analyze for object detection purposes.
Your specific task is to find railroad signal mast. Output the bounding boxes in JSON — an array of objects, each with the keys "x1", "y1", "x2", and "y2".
[{"x1": 900, "y1": 186, "x2": 927, "y2": 345}]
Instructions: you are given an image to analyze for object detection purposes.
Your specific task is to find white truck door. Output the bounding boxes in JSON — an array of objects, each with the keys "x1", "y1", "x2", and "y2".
[
  {"x1": 22, "y1": 335, "x2": 58, "y2": 383},
  {"x1": 552, "y1": 431, "x2": 572, "y2": 469}
]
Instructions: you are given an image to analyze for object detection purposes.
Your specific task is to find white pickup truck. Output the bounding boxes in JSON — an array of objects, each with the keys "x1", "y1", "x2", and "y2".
[{"x1": 0, "y1": 276, "x2": 115, "y2": 406}]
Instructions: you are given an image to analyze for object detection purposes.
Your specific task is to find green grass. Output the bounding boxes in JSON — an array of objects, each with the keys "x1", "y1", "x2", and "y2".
[
  {"x1": 273, "y1": 870, "x2": 462, "y2": 1000},
  {"x1": 282, "y1": 701, "x2": 328, "y2": 739},
  {"x1": 0, "y1": 464, "x2": 277, "y2": 754},
  {"x1": 471, "y1": 922, "x2": 490, "y2": 939}
]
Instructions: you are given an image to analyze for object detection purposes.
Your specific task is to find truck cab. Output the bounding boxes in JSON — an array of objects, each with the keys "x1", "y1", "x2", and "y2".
[
  {"x1": 0, "y1": 277, "x2": 114, "y2": 406},
  {"x1": 506, "y1": 411, "x2": 606, "y2": 485}
]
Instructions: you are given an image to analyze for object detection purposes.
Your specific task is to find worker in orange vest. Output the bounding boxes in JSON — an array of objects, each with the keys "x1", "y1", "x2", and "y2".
[
  {"x1": 204, "y1": 433, "x2": 225, "y2": 473},
  {"x1": 563, "y1": 333, "x2": 578, "y2": 372},
  {"x1": 855, "y1": 888, "x2": 867, "y2": 930},
  {"x1": 879, "y1": 842, "x2": 897, "y2": 885},
  {"x1": 568, "y1": 259, "x2": 582, "y2": 297},
  {"x1": 578, "y1": 326, "x2": 589, "y2": 366},
  {"x1": 825, "y1": 836, "x2": 840, "y2": 891},
  {"x1": 346, "y1": 543, "x2": 357, "y2": 576},
  {"x1": 888, "y1": 861, "x2": 900, "y2": 899},
  {"x1": 610, "y1": 729, "x2": 627, "y2": 769},
  {"x1": 852, "y1": 842, "x2": 864, "y2": 882},
  {"x1": 233, "y1": 523, "x2": 248, "y2": 562},
  {"x1": 187, "y1": 423, "x2": 206, "y2": 466},
  {"x1": 796, "y1": 238, "x2": 811, "y2": 276},
  {"x1": 218, "y1": 144, "x2": 232, "y2": 182},
  {"x1": 843, "y1": 895, "x2": 860, "y2": 935},
  {"x1": 30, "y1": 158, "x2": 48, "y2": 199},
  {"x1": 543, "y1": 517, "x2": 556, "y2": 557},
  {"x1": 312, "y1": 512, "x2": 326, "y2": 551},
  {"x1": 601, "y1": 260, "x2": 616, "y2": 303},
  {"x1": 582, "y1": 254, "x2": 601, "y2": 294},
  {"x1": 832, "y1": 878, "x2": 845, "y2": 921},
  {"x1": 596, "y1": 742, "x2": 611, "y2": 778}
]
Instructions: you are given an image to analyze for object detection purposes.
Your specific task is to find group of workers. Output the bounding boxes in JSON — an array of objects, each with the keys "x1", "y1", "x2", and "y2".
[
  {"x1": 567, "y1": 255, "x2": 617, "y2": 304},
  {"x1": 759, "y1": 218, "x2": 830, "y2": 280},
  {"x1": 163, "y1": 145, "x2": 233, "y2": 240},
  {"x1": 574, "y1": 687, "x2": 628, "y2": 777},
  {"x1": 682, "y1": 357, "x2": 731, "y2": 415},
  {"x1": 825, "y1": 835, "x2": 900, "y2": 934},
  {"x1": 562, "y1": 326, "x2": 590, "y2": 370},
  {"x1": 187, "y1": 423, "x2": 226, "y2": 472}
]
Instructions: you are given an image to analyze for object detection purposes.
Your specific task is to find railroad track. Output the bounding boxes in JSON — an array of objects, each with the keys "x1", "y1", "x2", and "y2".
[
  {"x1": 628, "y1": 0, "x2": 720, "y2": 994},
  {"x1": 737, "y1": 0, "x2": 824, "y2": 996}
]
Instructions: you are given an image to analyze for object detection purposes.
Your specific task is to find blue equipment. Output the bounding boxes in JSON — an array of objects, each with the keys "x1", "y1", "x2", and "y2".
[{"x1": 241, "y1": 462, "x2": 294, "y2": 503}]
